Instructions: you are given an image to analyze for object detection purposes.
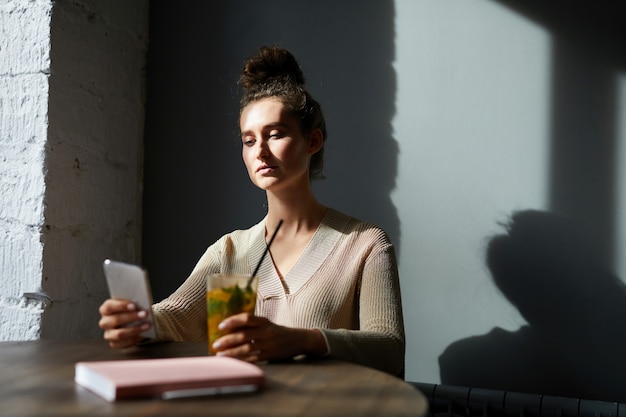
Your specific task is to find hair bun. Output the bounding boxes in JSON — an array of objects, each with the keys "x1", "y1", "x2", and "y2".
[{"x1": 241, "y1": 46, "x2": 305, "y2": 89}]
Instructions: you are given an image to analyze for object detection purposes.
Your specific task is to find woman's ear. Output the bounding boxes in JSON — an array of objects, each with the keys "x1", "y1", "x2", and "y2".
[{"x1": 308, "y1": 128, "x2": 324, "y2": 155}]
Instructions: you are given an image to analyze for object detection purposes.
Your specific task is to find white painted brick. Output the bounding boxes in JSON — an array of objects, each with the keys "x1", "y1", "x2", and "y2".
[
  {"x1": 0, "y1": 302, "x2": 44, "y2": 341},
  {"x1": 0, "y1": 74, "x2": 48, "y2": 226},
  {"x1": 0, "y1": 0, "x2": 52, "y2": 75},
  {"x1": 1, "y1": 0, "x2": 148, "y2": 340},
  {"x1": 0, "y1": 1, "x2": 51, "y2": 341},
  {"x1": 0, "y1": 224, "x2": 43, "y2": 296}
]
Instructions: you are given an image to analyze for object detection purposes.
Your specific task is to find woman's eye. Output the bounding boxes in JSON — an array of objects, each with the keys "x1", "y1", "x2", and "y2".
[
  {"x1": 243, "y1": 139, "x2": 255, "y2": 147},
  {"x1": 269, "y1": 131, "x2": 284, "y2": 139}
]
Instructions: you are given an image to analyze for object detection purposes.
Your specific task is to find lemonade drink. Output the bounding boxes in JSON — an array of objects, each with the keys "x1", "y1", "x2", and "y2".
[{"x1": 206, "y1": 273, "x2": 257, "y2": 354}]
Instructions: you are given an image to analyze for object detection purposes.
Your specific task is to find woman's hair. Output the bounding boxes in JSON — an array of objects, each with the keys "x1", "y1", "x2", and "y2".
[{"x1": 239, "y1": 46, "x2": 327, "y2": 180}]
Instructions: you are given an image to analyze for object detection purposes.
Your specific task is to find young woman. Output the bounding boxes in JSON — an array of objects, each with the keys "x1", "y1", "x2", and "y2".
[{"x1": 98, "y1": 46, "x2": 405, "y2": 376}]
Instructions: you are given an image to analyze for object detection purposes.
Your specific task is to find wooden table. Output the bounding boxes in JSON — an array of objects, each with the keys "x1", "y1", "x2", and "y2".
[{"x1": 0, "y1": 339, "x2": 427, "y2": 417}]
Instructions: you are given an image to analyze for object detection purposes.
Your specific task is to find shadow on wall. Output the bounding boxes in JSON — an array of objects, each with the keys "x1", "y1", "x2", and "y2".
[
  {"x1": 143, "y1": 1, "x2": 398, "y2": 300},
  {"x1": 497, "y1": 0, "x2": 626, "y2": 272},
  {"x1": 437, "y1": 2, "x2": 626, "y2": 403},
  {"x1": 439, "y1": 210, "x2": 626, "y2": 403}
]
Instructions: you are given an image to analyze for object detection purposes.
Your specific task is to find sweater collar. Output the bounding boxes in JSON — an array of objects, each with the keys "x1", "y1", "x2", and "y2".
[{"x1": 253, "y1": 208, "x2": 350, "y2": 298}]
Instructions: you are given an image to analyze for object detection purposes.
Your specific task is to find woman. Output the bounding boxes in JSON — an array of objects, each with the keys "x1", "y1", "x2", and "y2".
[{"x1": 98, "y1": 46, "x2": 405, "y2": 376}]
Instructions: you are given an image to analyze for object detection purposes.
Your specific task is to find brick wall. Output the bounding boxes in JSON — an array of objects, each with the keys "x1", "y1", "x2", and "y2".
[{"x1": 0, "y1": 0, "x2": 148, "y2": 340}]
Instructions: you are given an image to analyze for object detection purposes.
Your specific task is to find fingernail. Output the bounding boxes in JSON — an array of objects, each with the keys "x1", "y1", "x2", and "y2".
[
  {"x1": 127, "y1": 303, "x2": 136, "y2": 311},
  {"x1": 141, "y1": 323, "x2": 151, "y2": 330},
  {"x1": 218, "y1": 321, "x2": 227, "y2": 330},
  {"x1": 212, "y1": 341, "x2": 221, "y2": 349},
  {"x1": 137, "y1": 310, "x2": 147, "y2": 318}
]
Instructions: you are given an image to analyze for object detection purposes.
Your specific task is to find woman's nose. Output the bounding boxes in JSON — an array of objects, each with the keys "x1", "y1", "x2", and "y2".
[{"x1": 256, "y1": 140, "x2": 269, "y2": 159}]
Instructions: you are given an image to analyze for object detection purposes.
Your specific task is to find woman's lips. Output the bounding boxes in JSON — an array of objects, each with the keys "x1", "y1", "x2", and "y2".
[{"x1": 256, "y1": 165, "x2": 276, "y2": 174}]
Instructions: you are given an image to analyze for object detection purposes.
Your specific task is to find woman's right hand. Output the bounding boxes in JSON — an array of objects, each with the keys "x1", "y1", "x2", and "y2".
[{"x1": 98, "y1": 299, "x2": 152, "y2": 349}]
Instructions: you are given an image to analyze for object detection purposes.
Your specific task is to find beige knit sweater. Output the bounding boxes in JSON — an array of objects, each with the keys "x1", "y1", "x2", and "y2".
[{"x1": 152, "y1": 208, "x2": 405, "y2": 376}]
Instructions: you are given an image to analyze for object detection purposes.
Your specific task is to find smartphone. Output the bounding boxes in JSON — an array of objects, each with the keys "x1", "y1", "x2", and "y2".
[{"x1": 102, "y1": 259, "x2": 156, "y2": 339}]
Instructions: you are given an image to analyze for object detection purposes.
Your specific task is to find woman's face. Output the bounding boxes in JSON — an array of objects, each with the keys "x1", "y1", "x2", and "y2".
[{"x1": 240, "y1": 98, "x2": 318, "y2": 193}]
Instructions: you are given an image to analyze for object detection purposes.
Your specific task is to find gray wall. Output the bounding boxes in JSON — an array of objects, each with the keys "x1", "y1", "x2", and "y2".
[{"x1": 143, "y1": 0, "x2": 626, "y2": 402}]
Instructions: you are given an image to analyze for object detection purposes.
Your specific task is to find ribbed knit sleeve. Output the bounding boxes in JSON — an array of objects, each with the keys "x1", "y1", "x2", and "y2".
[
  {"x1": 151, "y1": 225, "x2": 262, "y2": 342},
  {"x1": 319, "y1": 232, "x2": 405, "y2": 377},
  {"x1": 151, "y1": 242, "x2": 219, "y2": 342}
]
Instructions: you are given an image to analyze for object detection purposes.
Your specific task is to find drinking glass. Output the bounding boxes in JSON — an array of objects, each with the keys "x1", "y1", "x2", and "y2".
[{"x1": 206, "y1": 273, "x2": 258, "y2": 354}]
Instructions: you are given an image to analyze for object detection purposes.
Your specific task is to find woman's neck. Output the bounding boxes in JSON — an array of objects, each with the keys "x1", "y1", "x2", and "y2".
[{"x1": 264, "y1": 186, "x2": 327, "y2": 235}]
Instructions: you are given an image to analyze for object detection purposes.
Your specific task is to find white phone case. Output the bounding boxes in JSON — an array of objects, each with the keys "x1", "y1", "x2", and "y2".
[{"x1": 103, "y1": 259, "x2": 156, "y2": 339}]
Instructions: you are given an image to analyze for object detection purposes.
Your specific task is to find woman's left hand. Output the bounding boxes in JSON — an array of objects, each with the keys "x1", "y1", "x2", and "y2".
[{"x1": 211, "y1": 313, "x2": 326, "y2": 363}]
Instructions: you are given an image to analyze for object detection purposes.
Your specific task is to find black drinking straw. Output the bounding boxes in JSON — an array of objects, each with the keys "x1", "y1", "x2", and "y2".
[{"x1": 248, "y1": 219, "x2": 283, "y2": 287}]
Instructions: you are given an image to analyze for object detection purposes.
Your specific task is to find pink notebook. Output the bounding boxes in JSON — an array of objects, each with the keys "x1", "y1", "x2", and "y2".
[{"x1": 75, "y1": 355, "x2": 265, "y2": 401}]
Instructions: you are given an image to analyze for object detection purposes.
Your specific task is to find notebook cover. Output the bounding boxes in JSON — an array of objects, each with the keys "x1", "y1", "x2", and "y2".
[{"x1": 75, "y1": 355, "x2": 264, "y2": 401}]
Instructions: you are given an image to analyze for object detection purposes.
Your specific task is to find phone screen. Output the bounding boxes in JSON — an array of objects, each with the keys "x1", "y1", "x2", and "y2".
[{"x1": 103, "y1": 259, "x2": 156, "y2": 339}]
